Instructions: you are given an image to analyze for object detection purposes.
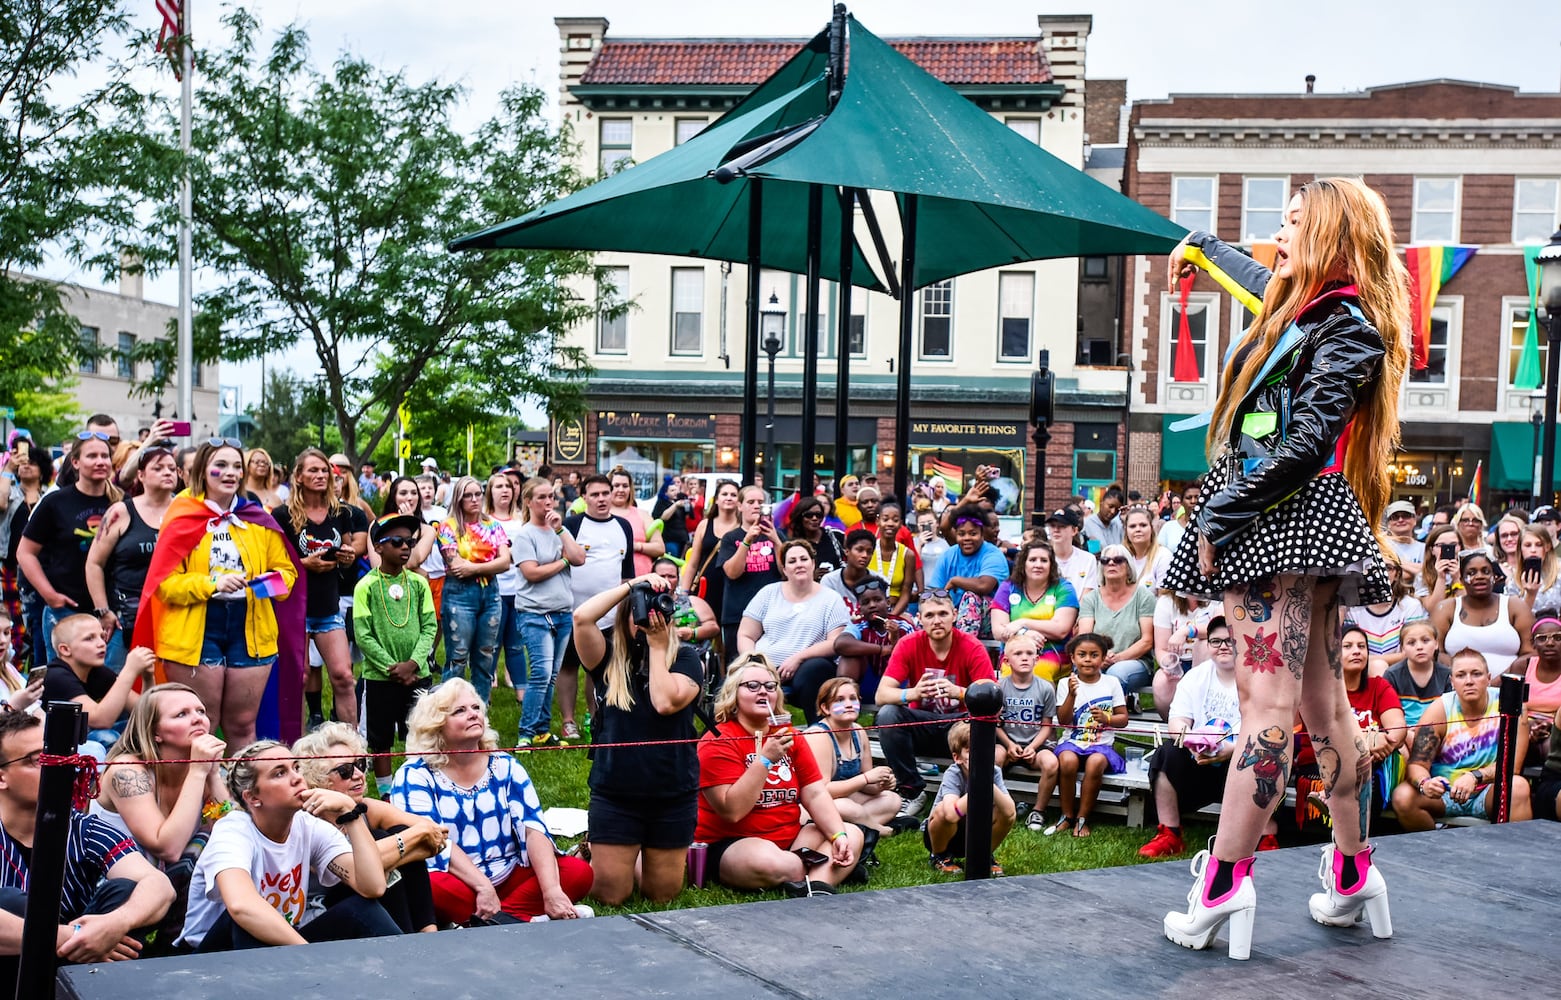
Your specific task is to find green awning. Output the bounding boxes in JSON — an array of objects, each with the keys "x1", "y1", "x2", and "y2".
[
  {"x1": 1160, "y1": 413, "x2": 1210, "y2": 481},
  {"x1": 1489, "y1": 420, "x2": 1561, "y2": 491}
]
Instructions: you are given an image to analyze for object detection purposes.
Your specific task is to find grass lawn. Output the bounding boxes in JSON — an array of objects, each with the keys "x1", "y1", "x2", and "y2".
[{"x1": 357, "y1": 674, "x2": 1216, "y2": 917}]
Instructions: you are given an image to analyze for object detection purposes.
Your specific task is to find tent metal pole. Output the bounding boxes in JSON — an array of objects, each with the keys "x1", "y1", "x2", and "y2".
[
  {"x1": 741, "y1": 179, "x2": 763, "y2": 486},
  {"x1": 894, "y1": 194, "x2": 917, "y2": 504},
  {"x1": 801, "y1": 184, "x2": 824, "y2": 497},
  {"x1": 835, "y1": 187, "x2": 856, "y2": 480}
]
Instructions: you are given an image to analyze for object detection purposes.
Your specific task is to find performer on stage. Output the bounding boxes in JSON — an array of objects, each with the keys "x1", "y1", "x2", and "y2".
[{"x1": 1159, "y1": 178, "x2": 1409, "y2": 960}]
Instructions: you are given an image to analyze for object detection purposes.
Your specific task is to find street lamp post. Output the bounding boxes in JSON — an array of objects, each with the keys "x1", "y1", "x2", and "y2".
[
  {"x1": 761, "y1": 291, "x2": 786, "y2": 498},
  {"x1": 1117, "y1": 352, "x2": 1134, "y2": 492},
  {"x1": 1536, "y1": 230, "x2": 1561, "y2": 508},
  {"x1": 1531, "y1": 399, "x2": 1544, "y2": 510}
]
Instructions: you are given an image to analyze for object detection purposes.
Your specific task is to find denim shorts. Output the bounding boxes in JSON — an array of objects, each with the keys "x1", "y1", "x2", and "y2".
[
  {"x1": 306, "y1": 612, "x2": 346, "y2": 634},
  {"x1": 200, "y1": 600, "x2": 276, "y2": 669},
  {"x1": 1442, "y1": 785, "x2": 1491, "y2": 820}
]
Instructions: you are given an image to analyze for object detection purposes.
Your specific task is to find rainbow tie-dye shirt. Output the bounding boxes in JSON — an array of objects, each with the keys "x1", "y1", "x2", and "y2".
[{"x1": 1431, "y1": 691, "x2": 1501, "y2": 781}]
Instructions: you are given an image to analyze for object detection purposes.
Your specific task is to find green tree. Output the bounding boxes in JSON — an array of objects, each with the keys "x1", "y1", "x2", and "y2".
[
  {"x1": 1, "y1": 1, "x2": 144, "y2": 404},
  {"x1": 245, "y1": 368, "x2": 330, "y2": 471},
  {"x1": 122, "y1": 8, "x2": 599, "y2": 467}
]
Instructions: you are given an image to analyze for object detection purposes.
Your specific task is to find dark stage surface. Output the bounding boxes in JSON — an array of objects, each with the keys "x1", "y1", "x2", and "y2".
[{"x1": 59, "y1": 823, "x2": 1554, "y2": 999}]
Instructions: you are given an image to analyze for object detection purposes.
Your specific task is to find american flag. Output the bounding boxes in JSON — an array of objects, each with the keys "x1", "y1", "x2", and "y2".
[{"x1": 156, "y1": 0, "x2": 183, "y2": 79}]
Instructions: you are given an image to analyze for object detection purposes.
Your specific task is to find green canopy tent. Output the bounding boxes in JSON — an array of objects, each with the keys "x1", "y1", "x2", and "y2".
[{"x1": 451, "y1": 5, "x2": 1186, "y2": 496}]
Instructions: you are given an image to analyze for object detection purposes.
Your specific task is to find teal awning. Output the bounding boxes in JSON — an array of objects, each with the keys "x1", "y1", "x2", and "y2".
[
  {"x1": 1489, "y1": 420, "x2": 1561, "y2": 491},
  {"x1": 1160, "y1": 413, "x2": 1210, "y2": 481}
]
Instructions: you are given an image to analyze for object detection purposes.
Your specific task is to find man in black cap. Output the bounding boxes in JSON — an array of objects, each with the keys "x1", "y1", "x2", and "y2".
[
  {"x1": 1046, "y1": 507, "x2": 1098, "y2": 598},
  {"x1": 1534, "y1": 505, "x2": 1560, "y2": 548}
]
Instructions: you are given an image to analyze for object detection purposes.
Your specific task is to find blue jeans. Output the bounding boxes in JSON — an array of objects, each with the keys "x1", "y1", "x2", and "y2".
[
  {"x1": 440, "y1": 577, "x2": 501, "y2": 702},
  {"x1": 516, "y1": 609, "x2": 573, "y2": 737},
  {"x1": 39, "y1": 602, "x2": 71, "y2": 665},
  {"x1": 1107, "y1": 658, "x2": 1152, "y2": 698},
  {"x1": 103, "y1": 610, "x2": 137, "y2": 674},
  {"x1": 498, "y1": 597, "x2": 526, "y2": 689}
]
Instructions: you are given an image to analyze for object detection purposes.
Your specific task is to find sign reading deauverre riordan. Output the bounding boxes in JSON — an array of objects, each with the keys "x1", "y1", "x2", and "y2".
[{"x1": 596, "y1": 412, "x2": 717, "y2": 439}]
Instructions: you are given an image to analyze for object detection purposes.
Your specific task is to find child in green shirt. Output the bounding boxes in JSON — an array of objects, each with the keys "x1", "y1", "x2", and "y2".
[{"x1": 354, "y1": 513, "x2": 438, "y2": 780}]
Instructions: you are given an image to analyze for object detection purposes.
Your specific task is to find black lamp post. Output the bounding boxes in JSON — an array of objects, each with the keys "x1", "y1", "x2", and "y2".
[
  {"x1": 1537, "y1": 229, "x2": 1561, "y2": 508},
  {"x1": 761, "y1": 291, "x2": 786, "y2": 498},
  {"x1": 1531, "y1": 396, "x2": 1545, "y2": 510}
]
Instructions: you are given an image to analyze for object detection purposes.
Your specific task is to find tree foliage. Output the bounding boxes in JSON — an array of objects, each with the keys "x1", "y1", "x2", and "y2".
[
  {"x1": 245, "y1": 368, "x2": 330, "y2": 470},
  {"x1": 122, "y1": 7, "x2": 599, "y2": 466}
]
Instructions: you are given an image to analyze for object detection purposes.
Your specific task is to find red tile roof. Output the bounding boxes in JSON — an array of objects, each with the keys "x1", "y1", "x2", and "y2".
[{"x1": 579, "y1": 39, "x2": 1053, "y2": 87}]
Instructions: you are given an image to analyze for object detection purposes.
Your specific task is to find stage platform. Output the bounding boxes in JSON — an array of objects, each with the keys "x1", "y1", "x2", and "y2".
[{"x1": 59, "y1": 822, "x2": 1556, "y2": 999}]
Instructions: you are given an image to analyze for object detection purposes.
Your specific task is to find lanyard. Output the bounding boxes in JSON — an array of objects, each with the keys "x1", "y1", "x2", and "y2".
[{"x1": 871, "y1": 542, "x2": 900, "y2": 591}]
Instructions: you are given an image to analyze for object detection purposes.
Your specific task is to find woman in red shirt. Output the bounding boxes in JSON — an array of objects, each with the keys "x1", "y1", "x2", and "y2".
[{"x1": 695, "y1": 654, "x2": 861, "y2": 896}]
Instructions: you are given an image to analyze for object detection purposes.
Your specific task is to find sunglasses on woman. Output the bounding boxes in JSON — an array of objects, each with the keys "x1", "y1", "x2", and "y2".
[
  {"x1": 329, "y1": 758, "x2": 369, "y2": 780},
  {"x1": 1100, "y1": 556, "x2": 1128, "y2": 565}
]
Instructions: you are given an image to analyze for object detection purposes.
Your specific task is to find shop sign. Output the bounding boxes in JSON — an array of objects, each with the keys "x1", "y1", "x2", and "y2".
[
  {"x1": 550, "y1": 416, "x2": 586, "y2": 464},
  {"x1": 909, "y1": 418, "x2": 1027, "y2": 448},
  {"x1": 596, "y1": 411, "x2": 716, "y2": 440}
]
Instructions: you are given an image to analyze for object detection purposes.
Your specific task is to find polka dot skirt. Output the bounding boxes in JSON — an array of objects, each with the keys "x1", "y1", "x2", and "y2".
[{"x1": 1162, "y1": 466, "x2": 1391, "y2": 606}]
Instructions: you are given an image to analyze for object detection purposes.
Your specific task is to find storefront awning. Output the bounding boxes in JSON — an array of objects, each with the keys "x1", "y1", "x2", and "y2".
[
  {"x1": 1160, "y1": 413, "x2": 1210, "y2": 481},
  {"x1": 1489, "y1": 421, "x2": 1561, "y2": 491}
]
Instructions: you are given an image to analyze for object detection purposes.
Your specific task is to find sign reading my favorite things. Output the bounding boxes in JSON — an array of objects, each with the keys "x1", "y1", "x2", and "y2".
[{"x1": 909, "y1": 418, "x2": 1027, "y2": 448}]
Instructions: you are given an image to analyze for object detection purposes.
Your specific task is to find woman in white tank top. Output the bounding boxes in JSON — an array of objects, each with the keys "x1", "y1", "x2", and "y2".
[{"x1": 1432, "y1": 552, "x2": 1533, "y2": 683}]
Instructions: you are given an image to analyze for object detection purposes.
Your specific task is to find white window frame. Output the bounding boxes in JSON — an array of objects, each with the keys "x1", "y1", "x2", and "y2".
[
  {"x1": 670, "y1": 267, "x2": 705, "y2": 356},
  {"x1": 1005, "y1": 118, "x2": 1041, "y2": 144},
  {"x1": 598, "y1": 119, "x2": 632, "y2": 174},
  {"x1": 1159, "y1": 291, "x2": 1220, "y2": 404},
  {"x1": 1411, "y1": 177, "x2": 1460, "y2": 244},
  {"x1": 674, "y1": 118, "x2": 707, "y2": 145},
  {"x1": 847, "y1": 290, "x2": 867, "y2": 359},
  {"x1": 1407, "y1": 300, "x2": 1458, "y2": 388},
  {"x1": 918, "y1": 279, "x2": 954, "y2": 361},
  {"x1": 596, "y1": 266, "x2": 628, "y2": 355},
  {"x1": 1240, "y1": 176, "x2": 1289, "y2": 244},
  {"x1": 1170, "y1": 175, "x2": 1216, "y2": 234},
  {"x1": 1513, "y1": 178, "x2": 1561, "y2": 244},
  {"x1": 1501, "y1": 296, "x2": 1543, "y2": 395},
  {"x1": 996, "y1": 271, "x2": 1034, "y2": 363}
]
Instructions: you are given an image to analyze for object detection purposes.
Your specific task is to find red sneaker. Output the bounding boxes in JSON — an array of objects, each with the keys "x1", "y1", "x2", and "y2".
[
  {"x1": 1138, "y1": 824, "x2": 1185, "y2": 858},
  {"x1": 1257, "y1": 834, "x2": 1281, "y2": 852}
]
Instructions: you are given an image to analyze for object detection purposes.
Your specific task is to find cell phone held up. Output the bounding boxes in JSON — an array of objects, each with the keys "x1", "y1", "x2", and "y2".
[
  {"x1": 1523, "y1": 555, "x2": 1543, "y2": 578},
  {"x1": 1439, "y1": 542, "x2": 1458, "y2": 563}
]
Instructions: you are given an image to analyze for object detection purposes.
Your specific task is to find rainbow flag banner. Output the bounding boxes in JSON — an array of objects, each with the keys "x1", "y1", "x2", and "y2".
[
  {"x1": 1405, "y1": 245, "x2": 1477, "y2": 370},
  {"x1": 1469, "y1": 459, "x2": 1484, "y2": 509},
  {"x1": 248, "y1": 570, "x2": 290, "y2": 599}
]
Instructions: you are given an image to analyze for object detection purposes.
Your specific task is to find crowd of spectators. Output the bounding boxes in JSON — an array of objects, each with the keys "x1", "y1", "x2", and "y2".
[{"x1": 3, "y1": 419, "x2": 1560, "y2": 981}]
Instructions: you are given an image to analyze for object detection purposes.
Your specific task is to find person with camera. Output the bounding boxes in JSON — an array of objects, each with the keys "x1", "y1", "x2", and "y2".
[{"x1": 572, "y1": 571, "x2": 704, "y2": 905}]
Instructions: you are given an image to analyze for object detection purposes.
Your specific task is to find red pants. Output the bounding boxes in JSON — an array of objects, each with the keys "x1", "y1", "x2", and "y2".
[
  {"x1": 428, "y1": 856, "x2": 593, "y2": 923},
  {"x1": 429, "y1": 575, "x2": 445, "y2": 620}
]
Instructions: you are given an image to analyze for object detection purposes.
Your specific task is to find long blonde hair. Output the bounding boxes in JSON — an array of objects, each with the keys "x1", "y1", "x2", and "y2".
[
  {"x1": 286, "y1": 447, "x2": 341, "y2": 531},
  {"x1": 713, "y1": 653, "x2": 781, "y2": 723},
  {"x1": 404, "y1": 678, "x2": 498, "y2": 770},
  {"x1": 601, "y1": 596, "x2": 683, "y2": 712},
  {"x1": 106, "y1": 682, "x2": 204, "y2": 764},
  {"x1": 1207, "y1": 177, "x2": 1409, "y2": 539}
]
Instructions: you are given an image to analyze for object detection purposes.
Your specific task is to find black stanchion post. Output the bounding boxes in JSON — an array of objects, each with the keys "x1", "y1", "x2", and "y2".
[
  {"x1": 16, "y1": 701, "x2": 85, "y2": 999},
  {"x1": 963, "y1": 680, "x2": 1004, "y2": 882},
  {"x1": 1494, "y1": 673, "x2": 1528, "y2": 824}
]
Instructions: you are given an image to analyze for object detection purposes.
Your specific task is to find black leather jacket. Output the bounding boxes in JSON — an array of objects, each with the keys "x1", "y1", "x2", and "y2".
[{"x1": 1184, "y1": 232, "x2": 1387, "y2": 547}]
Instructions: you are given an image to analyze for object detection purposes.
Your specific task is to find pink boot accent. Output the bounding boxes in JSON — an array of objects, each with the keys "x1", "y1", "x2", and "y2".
[
  {"x1": 1201, "y1": 855, "x2": 1255, "y2": 908},
  {"x1": 1333, "y1": 843, "x2": 1371, "y2": 895}
]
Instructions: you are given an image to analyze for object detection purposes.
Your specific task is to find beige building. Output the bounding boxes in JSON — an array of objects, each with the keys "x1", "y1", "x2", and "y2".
[{"x1": 547, "y1": 14, "x2": 1126, "y2": 514}]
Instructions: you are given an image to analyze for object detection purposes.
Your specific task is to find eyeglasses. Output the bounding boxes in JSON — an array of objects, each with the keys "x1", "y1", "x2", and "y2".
[
  {"x1": 328, "y1": 758, "x2": 369, "y2": 781},
  {"x1": 461, "y1": 491, "x2": 483, "y2": 500},
  {"x1": 801, "y1": 509, "x2": 824, "y2": 519},
  {"x1": 738, "y1": 680, "x2": 779, "y2": 693},
  {"x1": 76, "y1": 430, "x2": 112, "y2": 442},
  {"x1": 851, "y1": 578, "x2": 888, "y2": 596},
  {"x1": 378, "y1": 535, "x2": 414, "y2": 548},
  {"x1": 1100, "y1": 556, "x2": 1128, "y2": 565},
  {"x1": 1207, "y1": 636, "x2": 1236, "y2": 648},
  {"x1": 1388, "y1": 512, "x2": 1414, "y2": 519},
  {"x1": 0, "y1": 750, "x2": 42, "y2": 769},
  {"x1": 206, "y1": 437, "x2": 243, "y2": 448},
  {"x1": 1534, "y1": 632, "x2": 1561, "y2": 644},
  {"x1": 1458, "y1": 518, "x2": 1482, "y2": 525},
  {"x1": 918, "y1": 588, "x2": 953, "y2": 602}
]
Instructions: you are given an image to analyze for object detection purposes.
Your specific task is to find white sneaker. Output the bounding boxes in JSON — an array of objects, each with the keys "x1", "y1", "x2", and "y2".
[
  {"x1": 1025, "y1": 810, "x2": 1047, "y2": 832},
  {"x1": 896, "y1": 791, "x2": 927, "y2": 818},
  {"x1": 530, "y1": 904, "x2": 595, "y2": 923}
]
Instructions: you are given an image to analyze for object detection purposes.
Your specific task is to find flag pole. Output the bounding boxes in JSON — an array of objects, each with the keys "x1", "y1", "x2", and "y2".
[{"x1": 177, "y1": 1, "x2": 194, "y2": 427}]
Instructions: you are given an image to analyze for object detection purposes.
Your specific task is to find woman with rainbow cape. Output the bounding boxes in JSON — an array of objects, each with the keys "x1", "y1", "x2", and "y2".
[
  {"x1": 134, "y1": 439, "x2": 306, "y2": 746},
  {"x1": 1159, "y1": 178, "x2": 1410, "y2": 960}
]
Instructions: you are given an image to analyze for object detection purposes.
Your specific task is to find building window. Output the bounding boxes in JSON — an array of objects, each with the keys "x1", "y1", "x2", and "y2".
[
  {"x1": 848, "y1": 293, "x2": 866, "y2": 358},
  {"x1": 1507, "y1": 301, "x2": 1544, "y2": 389},
  {"x1": 1514, "y1": 179, "x2": 1560, "y2": 244},
  {"x1": 1171, "y1": 176, "x2": 1215, "y2": 233},
  {"x1": 918, "y1": 280, "x2": 953, "y2": 360},
  {"x1": 1161, "y1": 291, "x2": 1219, "y2": 388},
  {"x1": 596, "y1": 266, "x2": 628, "y2": 354},
  {"x1": 675, "y1": 118, "x2": 707, "y2": 145},
  {"x1": 192, "y1": 359, "x2": 203, "y2": 388},
  {"x1": 1005, "y1": 118, "x2": 1040, "y2": 143},
  {"x1": 1241, "y1": 177, "x2": 1288, "y2": 243},
  {"x1": 1081, "y1": 256, "x2": 1108, "y2": 281},
  {"x1": 1408, "y1": 303, "x2": 1453, "y2": 386},
  {"x1": 599, "y1": 119, "x2": 632, "y2": 174},
  {"x1": 1412, "y1": 178, "x2": 1459, "y2": 243},
  {"x1": 116, "y1": 332, "x2": 135, "y2": 379},
  {"x1": 78, "y1": 326, "x2": 99, "y2": 374},
  {"x1": 997, "y1": 271, "x2": 1034, "y2": 361},
  {"x1": 670, "y1": 267, "x2": 704, "y2": 355}
]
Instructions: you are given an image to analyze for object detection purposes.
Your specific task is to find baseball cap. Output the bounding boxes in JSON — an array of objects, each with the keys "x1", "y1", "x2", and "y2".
[
  {"x1": 328, "y1": 453, "x2": 352, "y2": 471},
  {"x1": 1535, "y1": 505, "x2": 1559, "y2": 523},
  {"x1": 1045, "y1": 507, "x2": 1082, "y2": 528},
  {"x1": 1384, "y1": 500, "x2": 1417, "y2": 520},
  {"x1": 371, "y1": 512, "x2": 423, "y2": 543}
]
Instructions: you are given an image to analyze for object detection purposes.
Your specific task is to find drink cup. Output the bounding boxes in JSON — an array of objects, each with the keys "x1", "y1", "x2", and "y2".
[{"x1": 687, "y1": 842, "x2": 709, "y2": 888}]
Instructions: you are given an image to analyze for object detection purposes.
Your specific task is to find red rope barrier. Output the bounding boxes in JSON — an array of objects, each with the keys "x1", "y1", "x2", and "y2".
[{"x1": 38, "y1": 753, "x2": 102, "y2": 810}]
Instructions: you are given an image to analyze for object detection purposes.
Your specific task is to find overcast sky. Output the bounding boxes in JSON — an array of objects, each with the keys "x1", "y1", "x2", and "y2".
[{"x1": 55, "y1": 1, "x2": 1561, "y2": 417}]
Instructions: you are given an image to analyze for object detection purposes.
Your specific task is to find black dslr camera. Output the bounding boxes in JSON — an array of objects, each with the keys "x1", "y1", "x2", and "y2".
[{"x1": 628, "y1": 582, "x2": 675, "y2": 628}]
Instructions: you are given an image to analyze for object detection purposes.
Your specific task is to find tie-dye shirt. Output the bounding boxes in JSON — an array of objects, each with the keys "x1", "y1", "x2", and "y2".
[
  {"x1": 1344, "y1": 596, "x2": 1428, "y2": 659},
  {"x1": 437, "y1": 516, "x2": 508, "y2": 583},
  {"x1": 1431, "y1": 691, "x2": 1501, "y2": 781},
  {"x1": 994, "y1": 579, "x2": 1079, "y2": 683}
]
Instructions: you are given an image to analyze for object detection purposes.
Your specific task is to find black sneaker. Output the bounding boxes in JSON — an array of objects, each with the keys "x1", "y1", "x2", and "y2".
[{"x1": 307, "y1": 713, "x2": 325, "y2": 731}]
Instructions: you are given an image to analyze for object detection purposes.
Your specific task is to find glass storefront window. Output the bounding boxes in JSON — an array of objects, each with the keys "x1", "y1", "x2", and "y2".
[
  {"x1": 598, "y1": 439, "x2": 715, "y2": 503},
  {"x1": 910, "y1": 447, "x2": 1026, "y2": 516}
]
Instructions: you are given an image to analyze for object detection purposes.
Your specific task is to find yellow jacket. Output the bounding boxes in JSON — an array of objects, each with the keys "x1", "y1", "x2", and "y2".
[{"x1": 153, "y1": 524, "x2": 297, "y2": 666}]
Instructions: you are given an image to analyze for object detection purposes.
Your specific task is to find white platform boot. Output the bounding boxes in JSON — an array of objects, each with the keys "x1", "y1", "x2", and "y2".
[{"x1": 1308, "y1": 842, "x2": 1391, "y2": 938}]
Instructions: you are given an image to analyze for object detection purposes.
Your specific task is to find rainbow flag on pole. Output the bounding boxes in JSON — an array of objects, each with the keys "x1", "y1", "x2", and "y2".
[
  {"x1": 1468, "y1": 459, "x2": 1484, "y2": 509},
  {"x1": 1404, "y1": 245, "x2": 1477, "y2": 370}
]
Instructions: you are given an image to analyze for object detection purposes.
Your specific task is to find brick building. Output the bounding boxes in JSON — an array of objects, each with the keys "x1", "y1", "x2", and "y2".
[
  {"x1": 546, "y1": 14, "x2": 1128, "y2": 517},
  {"x1": 1123, "y1": 79, "x2": 1561, "y2": 511}
]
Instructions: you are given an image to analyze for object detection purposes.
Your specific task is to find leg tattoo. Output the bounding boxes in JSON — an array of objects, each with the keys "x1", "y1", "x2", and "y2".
[
  {"x1": 1355, "y1": 734, "x2": 1372, "y2": 841},
  {"x1": 1237, "y1": 725, "x2": 1291, "y2": 810},
  {"x1": 1324, "y1": 615, "x2": 1344, "y2": 681},
  {"x1": 1313, "y1": 734, "x2": 1341, "y2": 798},
  {"x1": 1243, "y1": 577, "x2": 1277, "y2": 623},
  {"x1": 1279, "y1": 578, "x2": 1313, "y2": 682},
  {"x1": 1243, "y1": 630, "x2": 1284, "y2": 674}
]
